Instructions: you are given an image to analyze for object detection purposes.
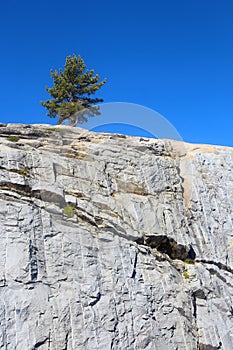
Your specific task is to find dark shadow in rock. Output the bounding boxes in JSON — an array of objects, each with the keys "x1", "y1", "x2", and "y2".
[{"x1": 144, "y1": 235, "x2": 196, "y2": 262}]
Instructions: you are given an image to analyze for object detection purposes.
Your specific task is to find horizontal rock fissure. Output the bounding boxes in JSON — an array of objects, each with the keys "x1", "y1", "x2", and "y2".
[
  {"x1": 0, "y1": 183, "x2": 68, "y2": 209},
  {"x1": 196, "y1": 259, "x2": 233, "y2": 275},
  {"x1": 0, "y1": 181, "x2": 32, "y2": 195},
  {"x1": 144, "y1": 235, "x2": 196, "y2": 261}
]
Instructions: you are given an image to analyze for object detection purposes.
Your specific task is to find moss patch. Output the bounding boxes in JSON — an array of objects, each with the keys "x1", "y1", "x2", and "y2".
[
  {"x1": 8, "y1": 135, "x2": 20, "y2": 142},
  {"x1": 184, "y1": 258, "x2": 196, "y2": 265},
  {"x1": 45, "y1": 127, "x2": 69, "y2": 136},
  {"x1": 63, "y1": 205, "x2": 76, "y2": 218}
]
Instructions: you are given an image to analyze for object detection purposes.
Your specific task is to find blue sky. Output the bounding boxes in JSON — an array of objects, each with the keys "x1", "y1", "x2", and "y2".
[{"x1": 0, "y1": 0, "x2": 232, "y2": 146}]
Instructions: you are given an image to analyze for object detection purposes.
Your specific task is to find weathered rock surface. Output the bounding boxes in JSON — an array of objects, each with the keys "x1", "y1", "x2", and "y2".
[{"x1": 0, "y1": 123, "x2": 232, "y2": 349}]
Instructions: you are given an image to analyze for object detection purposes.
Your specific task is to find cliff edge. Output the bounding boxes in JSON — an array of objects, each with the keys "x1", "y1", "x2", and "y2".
[{"x1": 0, "y1": 124, "x2": 233, "y2": 349}]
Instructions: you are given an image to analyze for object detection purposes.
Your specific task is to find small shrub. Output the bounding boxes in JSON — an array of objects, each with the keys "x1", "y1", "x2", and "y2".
[
  {"x1": 10, "y1": 167, "x2": 30, "y2": 177},
  {"x1": 182, "y1": 271, "x2": 190, "y2": 279},
  {"x1": 45, "y1": 127, "x2": 69, "y2": 136},
  {"x1": 8, "y1": 135, "x2": 20, "y2": 142},
  {"x1": 63, "y1": 205, "x2": 75, "y2": 218}
]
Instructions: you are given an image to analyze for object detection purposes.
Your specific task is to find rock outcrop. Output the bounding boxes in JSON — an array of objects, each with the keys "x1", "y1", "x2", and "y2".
[{"x1": 0, "y1": 123, "x2": 232, "y2": 350}]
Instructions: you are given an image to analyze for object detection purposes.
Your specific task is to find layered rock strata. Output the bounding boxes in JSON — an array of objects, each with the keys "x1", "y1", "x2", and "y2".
[{"x1": 0, "y1": 124, "x2": 232, "y2": 349}]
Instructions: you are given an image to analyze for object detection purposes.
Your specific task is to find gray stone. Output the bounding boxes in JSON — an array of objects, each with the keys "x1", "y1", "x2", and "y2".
[{"x1": 0, "y1": 124, "x2": 233, "y2": 349}]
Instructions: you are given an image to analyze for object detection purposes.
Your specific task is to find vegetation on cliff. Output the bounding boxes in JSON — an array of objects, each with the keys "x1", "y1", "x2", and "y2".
[{"x1": 41, "y1": 54, "x2": 106, "y2": 126}]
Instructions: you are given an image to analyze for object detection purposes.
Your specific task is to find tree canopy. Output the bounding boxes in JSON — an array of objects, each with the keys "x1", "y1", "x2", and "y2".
[{"x1": 41, "y1": 54, "x2": 106, "y2": 126}]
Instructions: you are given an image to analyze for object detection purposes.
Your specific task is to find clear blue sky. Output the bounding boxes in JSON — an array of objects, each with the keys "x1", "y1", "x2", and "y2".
[{"x1": 0, "y1": 0, "x2": 232, "y2": 146}]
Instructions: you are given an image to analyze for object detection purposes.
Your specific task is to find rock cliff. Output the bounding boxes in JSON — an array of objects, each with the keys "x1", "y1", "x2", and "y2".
[{"x1": 0, "y1": 123, "x2": 233, "y2": 350}]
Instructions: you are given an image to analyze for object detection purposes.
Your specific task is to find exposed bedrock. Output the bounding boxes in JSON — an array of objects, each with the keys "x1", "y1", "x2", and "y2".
[{"x1": 0, "y1": 124, "x2": 232, "y2": 349}]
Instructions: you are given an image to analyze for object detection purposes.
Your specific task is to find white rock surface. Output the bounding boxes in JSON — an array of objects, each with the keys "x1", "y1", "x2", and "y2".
[{"x1": 0, "y1": 124, "x2": 233, "y2": 349}]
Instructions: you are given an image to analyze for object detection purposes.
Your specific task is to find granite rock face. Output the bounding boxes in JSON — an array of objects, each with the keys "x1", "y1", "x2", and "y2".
[{"x1": 0, "y1": 123, "x2": 233, "y2": 350}]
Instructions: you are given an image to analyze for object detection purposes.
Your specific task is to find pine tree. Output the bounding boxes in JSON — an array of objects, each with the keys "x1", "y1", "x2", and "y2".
[{"x1": 41, "y1": 54, "x2": 106, "y2": 126}]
